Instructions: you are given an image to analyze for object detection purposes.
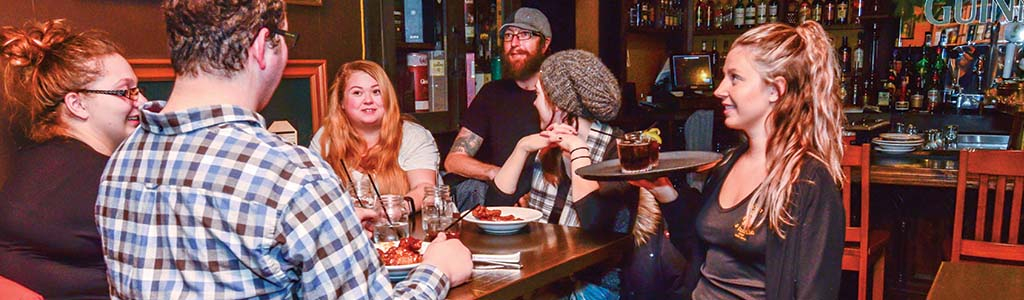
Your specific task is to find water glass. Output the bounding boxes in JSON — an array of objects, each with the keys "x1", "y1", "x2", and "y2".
[
  {"x1": 422, "y1": 185, "x2": 459, "y2": 240},
  {"x1": 617, "y1": 131, "x2": 660, "y2": 174},
  {"x1": 373, "y1": 195, "x2": 411, "y2": 243},
  {"x1": 345, "y1": 175, "x2": 375, "y2": 209}
]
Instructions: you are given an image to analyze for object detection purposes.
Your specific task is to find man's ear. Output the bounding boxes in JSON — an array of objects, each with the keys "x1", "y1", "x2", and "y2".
[
  {"x1": 63, "y1": 92, "x2": 90, "y2": 120},
  {"x1": 769, "y1": 76, "x2": 787, "y2": 103},
  {"x1": 542, "y1": 38, "x2": 552, "y2": 54},
  {"x1": 250, "y1": 28, "x2": 272, "y2": 70}
]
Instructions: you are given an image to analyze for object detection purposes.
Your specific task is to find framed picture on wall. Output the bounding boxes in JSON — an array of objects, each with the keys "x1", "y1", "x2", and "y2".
[
  {"x1": 286, "y1": 0, "x2": 322, "y2": 6},
  {"x1": 129, "y1": 59, "x2": 329, "y2": 146}
]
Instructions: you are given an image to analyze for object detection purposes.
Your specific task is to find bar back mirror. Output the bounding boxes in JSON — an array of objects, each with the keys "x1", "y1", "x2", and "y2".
[{"x1": 129, "y1": 59, "x2": 329, "y2": 146}]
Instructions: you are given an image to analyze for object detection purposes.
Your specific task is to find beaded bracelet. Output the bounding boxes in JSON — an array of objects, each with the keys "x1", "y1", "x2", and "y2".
[{"x1": 569, "y1": 147, "x2": 590, "y2": 156}]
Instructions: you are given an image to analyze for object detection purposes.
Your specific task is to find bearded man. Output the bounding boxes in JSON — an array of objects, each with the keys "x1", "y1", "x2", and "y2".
[{"x1": 444, "y1": 7, "x2": 551, "y2": 210}]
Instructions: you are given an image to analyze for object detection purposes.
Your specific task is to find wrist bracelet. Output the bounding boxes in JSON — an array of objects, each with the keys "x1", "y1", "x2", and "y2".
[
  {"x1": 570, "y1": 155, "x2": 592, "y2": 164},
  {"x1": 569, "y1": 147, "x2": 590, "y2": 155}
]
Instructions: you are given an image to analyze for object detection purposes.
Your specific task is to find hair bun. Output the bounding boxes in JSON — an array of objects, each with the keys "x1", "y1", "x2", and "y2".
[{"x1": 1, "y1": 19, "x2": 71, "y2": 68}]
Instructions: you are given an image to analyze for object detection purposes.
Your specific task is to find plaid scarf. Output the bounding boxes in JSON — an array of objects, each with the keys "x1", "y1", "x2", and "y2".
[{"x1": 527, "y1": 121, "x2": 615, "y2": 226}]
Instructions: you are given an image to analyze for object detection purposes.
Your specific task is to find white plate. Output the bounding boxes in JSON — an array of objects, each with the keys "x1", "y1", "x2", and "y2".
[
  {"x1": 872, "y1": 137, "x2": 924, "y2": 146},
  {"x1": 375, "y1": 241, "x2": 429, "y2": 281},
  {"x1": 875, "y1": 147, "x2": 914, "y2": 153},
  {"x1": 876, "y1": 144, "x2": 917, "y2": 150},
  {"x1": 464, "y1": 206, "x2": 543, "y2": 235},
  {"x1": 879, "y1": 133, "x2": 923, "y2": 141}
]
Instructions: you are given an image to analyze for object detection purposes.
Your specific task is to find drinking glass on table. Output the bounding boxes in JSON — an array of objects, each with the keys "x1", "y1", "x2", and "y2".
[
  {"x1": 422, "y1": 185, "x2": 460, "y2": 240},
  {"x1": 373, "y1": 195, "x2": 411, "y2": 243},
  {"x1": 346, "y1": 175, "x2": 376, "y2": 209},
  {"x1": 617, "y1": 131, "x2": 660, "y2": 174}
]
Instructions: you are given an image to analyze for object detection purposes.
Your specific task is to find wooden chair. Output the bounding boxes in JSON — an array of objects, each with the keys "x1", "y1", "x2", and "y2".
[
  {"x1": 0, "y1": 275, "x2": 42, "y2": 300},
  {"x1": 841, "y1": 144, "x2": 889, "y2": 300},
  {"x1": 952, "y1": 150, "x2": 1024, "y2": 263}
]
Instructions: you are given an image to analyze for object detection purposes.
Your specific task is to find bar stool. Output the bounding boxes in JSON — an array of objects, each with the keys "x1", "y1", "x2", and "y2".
[{"x1": 841, "y1": 144, "x2": 889, "y2": 300}]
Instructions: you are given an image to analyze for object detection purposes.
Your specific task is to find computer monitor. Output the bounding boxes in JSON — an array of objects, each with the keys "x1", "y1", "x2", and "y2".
[{"x1": 670, "y1": 54, "x2": 714, "y2": 93}]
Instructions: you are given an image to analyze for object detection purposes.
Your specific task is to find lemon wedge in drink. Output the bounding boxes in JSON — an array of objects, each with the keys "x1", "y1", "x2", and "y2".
[{"x1": 642, "y1": 128, "x2": 662, "y2": 144}]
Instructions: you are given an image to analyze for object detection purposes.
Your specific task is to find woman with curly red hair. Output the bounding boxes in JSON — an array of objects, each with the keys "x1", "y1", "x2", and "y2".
[{"x1": 0, "y1": 19, "x2": 146, "y2": 298}]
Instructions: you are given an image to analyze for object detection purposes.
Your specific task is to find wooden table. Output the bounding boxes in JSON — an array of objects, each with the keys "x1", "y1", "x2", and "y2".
[
  {"x1": 407, "y1": 216, "x2": 632, "y2": 300},
  {"x1": 927, "y1": 261, "x2": 1024, "y2": 300}
]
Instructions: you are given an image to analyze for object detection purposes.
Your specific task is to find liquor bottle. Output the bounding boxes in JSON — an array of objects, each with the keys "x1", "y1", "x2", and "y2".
[
  {"x1": 799, "y1": 0, "x2": 811, "y2": 23},
  {"x1": 768, "y1": 0, "x2": 779, "y2": 23},
  {"x1": 866, "y1": 23, "x2": 879, "y2": 106},
  {"x1": 757, "y1": 0, "x2": 768, "y2": 24},
  {"x1": 703, "y1": 0, "x2": 713, "y2": 29},
  {"x1": 812, "y1": 0, "x2": 823, "y2": 22},
  {"x1": 839, "y1": 36, "x2": 852, "y2": 74},
  {"x1": 701, "y1": 40, "x2": 709, "y2": 54},
  {"x1": 696, "y1": 0, "x2": 706, "y2": 29},
  {"x1": 722, "y1": 3, "x2": 733, "y2": 29},
  {"x1": 879, "y1": 49, "x2": 897, "y2": 111},
  {"x1": 930, "y1": 35, "x2": 948, "y2": 112},
  {"x1": 734, "y1": 0, "x2": 746, "y2": 29},
  {"x1": 913, "y1": 32, "x2": 932, "y2": 111},
  {"x1": 745, "y1": 0, "x2": 757, "y2": 27},
  {"x1": 714, "y1": 2, "x2": 725, "y2": 29},
  {"x1": 852, "y1": 32, "x2": 866, "y2": 106},
  {"x1": 786, "y1": 0, "x2": 798, "y2": 24},
  {"x1": 853, "y1": 0, "x2": 862, "y2": 23},
  {"x1": 638, "y1": 0, "x2": 647, "y2": 26},
  {"x1": 837, "y1": 0, "x2": 848, "y2": 24},
  {"x1": 896, "y1": 52, "x2": 912, "y2": 112},
  {"x1": 711, "y1": 40, "x2": 721, "y2": 71},
  {"x1": 825, "y1": 0, "x2": 835, "y2": 25},
  {"x1": 630, "y1": 1, "x2": 639, "y2": 27},
  {"x1": 839, "y1": 37, "x2": 853, "y2": 105}
]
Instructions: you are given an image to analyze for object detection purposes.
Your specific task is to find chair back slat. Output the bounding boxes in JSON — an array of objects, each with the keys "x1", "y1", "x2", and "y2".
[
  {"x1": 977, "y1": 174, "x2": 989, "y2": 241},
  {"x1": 993, "y1": 176, "x2": 1007, "y2": 242},
  {"x1": 842, "y1": 166, "x2": 853, "y2": 229},
  {"x1": 1011, "y1": 176, "x2": 1023, "y2": 244},
  {"x1": 840, "y1": 144, "x2": 868, "y2": 243},
  {"x1": 955, "y1": 150, "x2": 1024, "y2": 263}
]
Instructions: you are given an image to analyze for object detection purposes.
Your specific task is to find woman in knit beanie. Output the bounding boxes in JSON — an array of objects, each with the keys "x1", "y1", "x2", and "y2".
[{"x1": 489, "y1": 49, "x2": 689, "y2": 298}]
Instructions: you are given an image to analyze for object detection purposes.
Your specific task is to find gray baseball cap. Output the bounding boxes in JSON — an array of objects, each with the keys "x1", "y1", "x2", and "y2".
[{"x1": 499, "y1": 7, "x2": 551, "y2": 39}]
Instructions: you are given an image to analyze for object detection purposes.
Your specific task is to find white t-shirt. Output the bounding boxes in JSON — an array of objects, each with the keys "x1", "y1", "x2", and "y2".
[{"x1": 309, "y1": 121, "x2": 439, "y2": 172}]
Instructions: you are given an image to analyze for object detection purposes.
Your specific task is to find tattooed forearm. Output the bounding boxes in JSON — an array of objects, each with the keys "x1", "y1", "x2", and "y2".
[{"x1": 450, "y1": 128, "x2": 483, "y2": 156}]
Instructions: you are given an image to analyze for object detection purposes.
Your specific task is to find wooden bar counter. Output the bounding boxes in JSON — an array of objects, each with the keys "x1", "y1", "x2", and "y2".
[{"x1": 406, "y1": 215, "x2": 633, "y2": 300}]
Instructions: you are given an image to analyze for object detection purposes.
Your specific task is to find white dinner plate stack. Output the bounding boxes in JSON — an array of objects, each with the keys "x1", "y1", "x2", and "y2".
[{"x1": 872, "y1": 133, "x2": 924, "y2": 154}]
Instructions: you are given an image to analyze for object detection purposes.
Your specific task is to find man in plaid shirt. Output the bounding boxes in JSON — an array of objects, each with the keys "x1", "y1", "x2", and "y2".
[{"x1": 94, "y1": 1, "x2": 471, "y2": 298}]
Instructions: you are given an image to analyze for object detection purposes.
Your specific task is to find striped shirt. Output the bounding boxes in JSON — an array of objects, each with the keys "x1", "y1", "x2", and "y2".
[{"x1": 96, "y1": 101, "x2": 448, "y2": 299}]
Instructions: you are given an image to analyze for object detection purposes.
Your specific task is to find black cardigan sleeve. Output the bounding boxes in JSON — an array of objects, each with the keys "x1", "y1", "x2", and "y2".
[{"x1": 787, "y1": 163, "x2": 846, "y2": 300}]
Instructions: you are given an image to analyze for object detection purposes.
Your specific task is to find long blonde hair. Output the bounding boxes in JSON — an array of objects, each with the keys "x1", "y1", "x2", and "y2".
[
  {"x1": 319, "y1": 60, "x2": 408, "y2": 194},
  {"x1": 732, "y1": 21, "x2": 846, "y2": 238}
]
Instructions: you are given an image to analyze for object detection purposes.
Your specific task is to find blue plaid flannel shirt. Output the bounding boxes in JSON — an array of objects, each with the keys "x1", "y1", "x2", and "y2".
[{"x1": 96, "y1": 101, "x2": 449, "y2": 299}]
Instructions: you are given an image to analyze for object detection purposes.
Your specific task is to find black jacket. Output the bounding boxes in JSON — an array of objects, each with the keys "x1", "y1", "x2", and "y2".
[{"x1": 661, "y1": 145, "x2": 845, "y2": 299}]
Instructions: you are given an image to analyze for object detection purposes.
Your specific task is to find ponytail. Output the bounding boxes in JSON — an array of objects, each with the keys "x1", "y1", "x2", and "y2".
[{"x1": 729, "y1": 21, "x2": 845, "y2": 238}]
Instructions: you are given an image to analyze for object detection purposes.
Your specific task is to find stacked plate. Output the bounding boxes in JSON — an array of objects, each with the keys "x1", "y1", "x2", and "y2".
[{"x1": 872, "y1": 133, "x2": 924, "y2": 153}]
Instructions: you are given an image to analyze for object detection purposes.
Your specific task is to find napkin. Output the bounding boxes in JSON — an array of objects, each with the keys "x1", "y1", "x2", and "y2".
[{"x1": 471, "y1": 252, "x2": 521, "y2": 263}]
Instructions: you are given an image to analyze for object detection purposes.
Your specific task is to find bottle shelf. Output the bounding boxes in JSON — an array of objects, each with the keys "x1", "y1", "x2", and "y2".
[
  {"x1": 627, "y1": 26, "x2": 685, "y2": 35},
  {"x1": 397, "y1": 42, "x2": 438, "y2": 51},
  {"x1": 693, "y1": 22, "x2": 864, "y2": 36}
]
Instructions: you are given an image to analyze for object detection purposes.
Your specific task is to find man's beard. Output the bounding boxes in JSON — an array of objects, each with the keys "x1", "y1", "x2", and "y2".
[{"x1": 503, "y1": 48, "x2": 545, "y2": 81}]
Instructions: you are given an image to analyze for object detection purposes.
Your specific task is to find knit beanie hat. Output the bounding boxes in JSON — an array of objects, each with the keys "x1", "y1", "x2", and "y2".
[{"x1": 539, "y1": 49, "x2": 621, "y2": 122}]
